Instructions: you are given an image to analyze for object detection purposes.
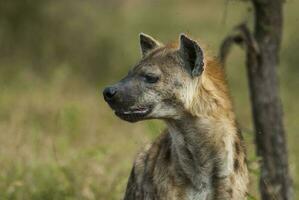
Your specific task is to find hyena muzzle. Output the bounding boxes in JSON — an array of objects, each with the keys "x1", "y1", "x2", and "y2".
[{"x1": 103, "y1": 33, "x2": 249, "y2": 200}]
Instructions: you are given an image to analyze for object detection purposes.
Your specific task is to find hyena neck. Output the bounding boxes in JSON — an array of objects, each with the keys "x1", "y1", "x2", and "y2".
[{"x1": 165, "y1": 108, "x2": 238, "y2": 190}]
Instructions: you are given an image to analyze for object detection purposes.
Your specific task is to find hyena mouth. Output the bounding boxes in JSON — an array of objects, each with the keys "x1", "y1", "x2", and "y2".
[{"x1": 115, "y1": 106, "x2": 152, "y2": 122}]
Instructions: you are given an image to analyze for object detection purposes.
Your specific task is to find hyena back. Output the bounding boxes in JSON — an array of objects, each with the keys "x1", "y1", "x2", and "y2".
[{"x1": 103, "y1": 33, "x2": 249, "y2": 200}]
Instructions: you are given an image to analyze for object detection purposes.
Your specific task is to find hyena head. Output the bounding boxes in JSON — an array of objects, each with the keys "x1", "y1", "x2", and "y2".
[{"x1": 103, "y1": 33, "x2": 206, "y2": 122}]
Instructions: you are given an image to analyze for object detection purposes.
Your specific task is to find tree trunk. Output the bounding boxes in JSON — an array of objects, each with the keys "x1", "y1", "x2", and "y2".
[
  {"x1": 219, "y1": 0, "x2": 293, "y2": 199},
  {"x1": 249, "y1": 0, "x2": 292, "y2": 199}
]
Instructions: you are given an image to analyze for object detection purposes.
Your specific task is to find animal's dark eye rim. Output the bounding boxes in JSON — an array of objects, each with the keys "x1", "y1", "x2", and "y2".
[{"x1": 142, "y1": 74, "x2": 160, "y2": 83}]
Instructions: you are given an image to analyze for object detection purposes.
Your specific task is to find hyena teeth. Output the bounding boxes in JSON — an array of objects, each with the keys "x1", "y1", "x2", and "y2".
[
  {"x1": 122, "y1": 108, "x2": 149, "y2": 115},
  {"x1": 134, "y1": 109, "x2": 148, "y2": 114}
]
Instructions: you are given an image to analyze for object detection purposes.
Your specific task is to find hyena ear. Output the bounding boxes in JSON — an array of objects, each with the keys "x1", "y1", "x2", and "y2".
[
  {"x1": 179, "y1": 34, "x2": 204, "y2": 77},
  {"x1": 139, "y1": 33, "x2": 161, "y2": 56}
]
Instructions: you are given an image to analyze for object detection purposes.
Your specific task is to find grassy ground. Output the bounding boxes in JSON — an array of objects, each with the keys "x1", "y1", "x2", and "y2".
[
  {"x1": 0, "y1": 0, "x2": 298, "y2": 199},
  {"x1": 0, "y1": 68, "x2": 158, "y2": 200}
]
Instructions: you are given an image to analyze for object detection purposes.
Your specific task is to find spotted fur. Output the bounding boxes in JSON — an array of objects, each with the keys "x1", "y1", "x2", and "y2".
[{"x1": 104, "y1": 34, "x2": 249, "y2": 200}]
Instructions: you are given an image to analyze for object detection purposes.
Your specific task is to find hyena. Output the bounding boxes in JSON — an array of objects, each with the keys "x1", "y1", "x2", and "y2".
[{"x1": 103, "y1": 33, "x2": 249, "y2": 200}]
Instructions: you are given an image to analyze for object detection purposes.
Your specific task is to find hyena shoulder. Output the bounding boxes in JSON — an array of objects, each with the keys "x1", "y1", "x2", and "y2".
[{"x1": 125, "y1": 131, "x2": 191, "y2": 200}]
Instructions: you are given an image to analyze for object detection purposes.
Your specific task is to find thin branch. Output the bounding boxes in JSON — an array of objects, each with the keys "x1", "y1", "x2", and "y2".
[{"x1": 218, "y1": 23, "x2": 259, "y2": 66}]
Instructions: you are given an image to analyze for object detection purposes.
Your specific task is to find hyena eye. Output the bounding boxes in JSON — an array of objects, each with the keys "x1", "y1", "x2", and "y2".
[{"x1": 142, "y1": 74, "x2": 159, "y2": 84}]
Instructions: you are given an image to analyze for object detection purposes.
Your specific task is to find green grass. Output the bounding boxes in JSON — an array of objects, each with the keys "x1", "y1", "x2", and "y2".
[
  {"x1": 0, "y1": 0, "x2": 298, "y2": 199},
  {"x1": 0, "y1": 69, "x2": 155, "y2": 200}
]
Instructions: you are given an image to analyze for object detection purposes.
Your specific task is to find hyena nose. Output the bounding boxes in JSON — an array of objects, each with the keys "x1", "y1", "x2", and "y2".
[{"x1": 103, "y1": 86, "x2": 117, "y2": 101}]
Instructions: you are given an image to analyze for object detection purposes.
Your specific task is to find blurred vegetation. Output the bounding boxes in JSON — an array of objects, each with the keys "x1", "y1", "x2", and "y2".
[{"x1": 0, "y1": 0, "x2": 298, "y2": 199}]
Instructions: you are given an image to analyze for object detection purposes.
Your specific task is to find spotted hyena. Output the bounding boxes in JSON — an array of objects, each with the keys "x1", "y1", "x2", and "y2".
[{"x1": 103, "y1": 33, "x2": 249, "y2": 200}]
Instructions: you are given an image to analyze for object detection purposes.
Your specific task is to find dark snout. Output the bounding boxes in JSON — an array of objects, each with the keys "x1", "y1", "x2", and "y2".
[
  {"x1": 103, "y1": 82, "x2": 153, "y2": 122},
  {"x1": 103, "y1": 86, "x2": 117, "y2": 102},
  {"x1": 103, "y1": 85, "x2": 123, "y2": 111},
  {"x1": 103, "y1": 84, "x2": 130, "y2": 109}
]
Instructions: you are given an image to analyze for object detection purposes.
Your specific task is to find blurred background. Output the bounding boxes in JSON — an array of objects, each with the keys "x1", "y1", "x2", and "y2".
[{"x1": 0, "y1": 0, "x2": 298, "y2": 199}]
